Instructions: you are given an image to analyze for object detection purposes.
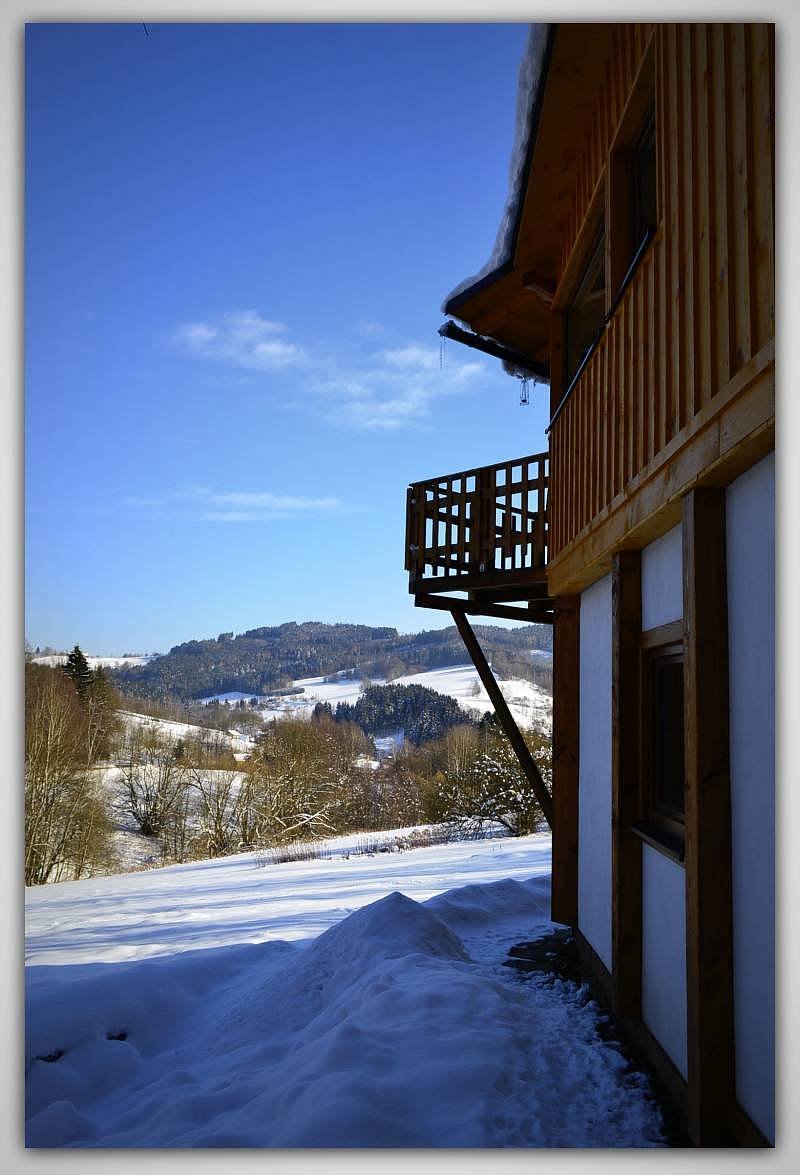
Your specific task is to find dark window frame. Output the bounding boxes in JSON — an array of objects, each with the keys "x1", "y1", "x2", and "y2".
[
  {"x1": 635, "y1": 633, "x2": 686, "y2": 860},
  {"x1": 630, "y1": 103, "x2": 657, "y2": 263},
  {"x1": 563, "y1": 221, "x2": 607, "y2": 389}
]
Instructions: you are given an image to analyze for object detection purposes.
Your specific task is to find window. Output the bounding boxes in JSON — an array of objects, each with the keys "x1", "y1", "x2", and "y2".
[
  {"x1": 639, "y1": 639, "x2": 685, "y2": 856},
  {"x1": 564, "y1": 224, "x2": 606, "y2": 386},
  {"x1": 630, "y1": 105, "x2": 657, "y2": 261}
]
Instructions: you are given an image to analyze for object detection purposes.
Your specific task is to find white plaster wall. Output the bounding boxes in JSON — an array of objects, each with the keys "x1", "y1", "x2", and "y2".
[
  {"x1": 639, "y1": 524, "x2": 687, "y2": 1076},
  {"x1": 578, "y1": 574, "x2": 613, "y2": 970},
  {"x1": 726, "y1": 452, "x2": 775, "y2": 1142},
  {"x1": 641, "y1": 524, "x2": 683, "y2": 631},
  {"x1": 641, "y1": 845, "x2": 688, "y2": 1077}
]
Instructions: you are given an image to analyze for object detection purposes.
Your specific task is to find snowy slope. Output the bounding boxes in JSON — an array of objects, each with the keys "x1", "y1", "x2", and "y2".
[
  {"x1": 25, "y1": 835, "x2": 666, "y2": 1148},
  {"x1": 204, "y1": 664, "x2": 552, "y2": 733},
  {"x1": 32, "y1": 654, "x2": 156, "y2": 669},
  {"x1": 117, "y1": 709, "x2": 254, "y2": 755}
]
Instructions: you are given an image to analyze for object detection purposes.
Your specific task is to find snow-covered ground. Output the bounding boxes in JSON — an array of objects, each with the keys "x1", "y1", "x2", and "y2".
[
  {"x1": 32, "y1": 654, "x2": 157, "y2": 669},
  {"x1": 197, "y1": 664, "x2": 552, "y2": 734},
  {"x1": 118, "y1": 709, "x2": 255, "y2": 755},
  {"x1": 392, "y1": 664, "x2": 552, "y2": 732},
  {"x1": 25, "y1": 834, "x2": 666, "y2": 1148}
]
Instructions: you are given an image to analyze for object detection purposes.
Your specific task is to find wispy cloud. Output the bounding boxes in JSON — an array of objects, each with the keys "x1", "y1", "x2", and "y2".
[
  {"x1": 173, "y1": 310, "x2": 308, "y2": 370},
  {"x1": 309, "y1": 342, "x2": 485, "y2": 431},
  {"x1": 124, "y1": 495, "x2": 164, "y2": 508},
  {"x1": 125, "y1": 486, "x2": 344, "y2": 523},
  {"x1": 209, "y1": 491, "x2": 341, "y2": 511},
  {"x1": 382, "y1": 344, "x2": 440, "y2": 371},
  {"x1": 354, "y1": 318, "x2": 386, "y2": 339},
  {"x1": 171, "y1": 308, "x2": 490, "y2": 430}
]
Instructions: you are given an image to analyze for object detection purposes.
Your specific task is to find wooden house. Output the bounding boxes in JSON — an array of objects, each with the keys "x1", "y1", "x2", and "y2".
[{"x1": 404, "y1": 24, "x2": 774, "y2": 1147}]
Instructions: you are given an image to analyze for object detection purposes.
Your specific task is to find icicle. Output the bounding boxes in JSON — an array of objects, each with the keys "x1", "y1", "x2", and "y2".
[
  {"x1": 439, "y1": 333, "x2": 446, "y2": 370},
  {"x1": 519, "y1": 377, "x2": 530, "y2": 405}
]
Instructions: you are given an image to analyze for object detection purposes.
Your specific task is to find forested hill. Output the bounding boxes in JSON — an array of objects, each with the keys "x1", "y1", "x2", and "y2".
[{"x1": 111, "y1": 620, "x2": 552, "y2": 703}]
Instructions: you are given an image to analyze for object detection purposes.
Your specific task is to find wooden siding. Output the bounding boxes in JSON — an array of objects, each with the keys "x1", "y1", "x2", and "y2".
[
  {"x1": 561, "y1": 24, "x2": 655, "y2": 273},
  {"x1": 549, "y1": 23, "x2": 774, "y2": 565}
]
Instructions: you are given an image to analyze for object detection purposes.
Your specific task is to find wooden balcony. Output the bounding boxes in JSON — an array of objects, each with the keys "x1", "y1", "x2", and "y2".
[{"x1": 405, "y1": 451, "x2": 552, "y2": 622}]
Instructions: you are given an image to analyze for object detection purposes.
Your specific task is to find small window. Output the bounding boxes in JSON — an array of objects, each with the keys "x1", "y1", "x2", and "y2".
[
  {"x1": 631, "y1": 106, "x2": 657, "y2": 256},
  {"x1": 642, "y1": 641, "x2": 685, "y2": 848},
  {"x1": 564, "y1": 225, "x2": 606, "y2": 386}
]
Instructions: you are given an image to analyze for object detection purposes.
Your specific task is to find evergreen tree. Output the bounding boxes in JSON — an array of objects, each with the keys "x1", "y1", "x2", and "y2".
[{"x1": 64, "y1": 645, "x2": 93, "y2": 698}]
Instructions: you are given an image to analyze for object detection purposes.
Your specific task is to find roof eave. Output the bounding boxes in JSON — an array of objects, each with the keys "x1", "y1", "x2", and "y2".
[{"x1": 442, "y1": 25, "x2": 556, "y2": 322}]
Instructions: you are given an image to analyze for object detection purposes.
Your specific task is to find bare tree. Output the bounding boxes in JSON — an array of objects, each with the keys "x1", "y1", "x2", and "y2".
[
  {"x1": 186, "y1": 762, "x2": 243, "y2": 858},
  {"x1": 117, "y1": 724, "x2": 189, "y2": 838},
  {"x1": 247, "y1": 717, "x2": 374, "y2": 846},
  {"x1": 25, "y1": 665, "x2": 113, "y2": 885}
]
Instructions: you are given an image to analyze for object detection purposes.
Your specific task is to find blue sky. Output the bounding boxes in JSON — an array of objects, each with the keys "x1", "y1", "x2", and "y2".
[{"x1": 25, "y1": 21, "x2": 551, "y2": 653}]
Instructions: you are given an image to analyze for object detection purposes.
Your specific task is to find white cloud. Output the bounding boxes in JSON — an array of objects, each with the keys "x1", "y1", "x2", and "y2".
[
  {"x1": 173, "y1": 310, "x2": 306, "y2": 371},
  {"x1": 308, "y1": 340, "x2": 486, "y2": 430},
  {"x1": 381, "y1": 345, "x2": 441, "y2": 371},
  {"x1": 125, "y1": 486, "x2": 343, "y2": 523},
  {"x1": 211, "y1": 491, "x2": 341, "y2": 511},
  {"x1": 354, "y1": 319, "x2": 386, "y2": 339},
  {"x1": 171, "y1": 308, "x2": 491, "y2": 431}
]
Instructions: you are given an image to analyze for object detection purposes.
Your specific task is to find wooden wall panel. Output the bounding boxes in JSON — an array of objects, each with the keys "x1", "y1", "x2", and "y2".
[{"x1": 549, "y1": 23, "x2": 774, "y2": 563}]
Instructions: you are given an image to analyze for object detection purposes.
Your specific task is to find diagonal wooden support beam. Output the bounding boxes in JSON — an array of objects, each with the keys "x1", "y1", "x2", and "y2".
[{"x1": 450, "y1": 607, "x2": 553, "y2": 829}]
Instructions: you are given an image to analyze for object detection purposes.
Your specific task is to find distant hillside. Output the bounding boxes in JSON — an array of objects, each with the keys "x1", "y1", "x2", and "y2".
[{"x1": 111, "y1": 620, "x2": 552, "y2": 703}]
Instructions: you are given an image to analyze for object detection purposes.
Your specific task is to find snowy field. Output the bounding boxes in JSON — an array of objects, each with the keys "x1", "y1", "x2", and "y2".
[
  {"x1": 199, "y1": 664, "x2": 552, "y2": 734},
  {"x1": 25, "y1": 834, "x2": 665, "y2": 1148},
  {"x1": 118, "y1": 709, "x2": 255, "y2": 756},
  {"x1": 32, "y1": 654, "x2": 156, "y2": 669}
]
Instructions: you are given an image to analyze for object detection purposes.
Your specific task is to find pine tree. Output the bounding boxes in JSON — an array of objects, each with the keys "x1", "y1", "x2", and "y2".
[{"x1": 64, "y1": 645, "x2": 93, "y2": 698}]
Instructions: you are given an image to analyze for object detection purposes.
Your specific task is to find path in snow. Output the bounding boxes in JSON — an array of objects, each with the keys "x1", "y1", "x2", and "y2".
[{"x1": 25, "y1": 835, "x2": 665, "y2": 1148}]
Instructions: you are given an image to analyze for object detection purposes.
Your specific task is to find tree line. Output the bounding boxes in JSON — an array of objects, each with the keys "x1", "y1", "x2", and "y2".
[
  {"x1": 110, "y1": 620, "x2": 552, "y2": 703},
  {"x1": 25, "y1": 645, "x2": 552, "y2": 885}
]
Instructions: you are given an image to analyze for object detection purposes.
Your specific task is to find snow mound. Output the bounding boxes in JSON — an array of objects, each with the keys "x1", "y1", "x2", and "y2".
[
  {"x1": 427, "y1": 874, "x2": 552, "y2": 933},
  {"x1": 26, "y1": 880, "x2": 664, "y2": 1148}
]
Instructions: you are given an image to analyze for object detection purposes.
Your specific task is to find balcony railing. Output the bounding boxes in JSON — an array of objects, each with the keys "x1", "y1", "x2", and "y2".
[{"x1": 405, "y1": 451, "x2": 549, "y2": 595}]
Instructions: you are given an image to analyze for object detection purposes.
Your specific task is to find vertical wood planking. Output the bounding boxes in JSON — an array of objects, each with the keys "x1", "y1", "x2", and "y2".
[
  {"x1": 547, "y1": 22, "x2": 772, "y2": 564},
  {"x1": 710, "y1": 24, "x2": 732, "y2": 390},
  {"x1": 694, "y1": 25, "x2": 713, "y2": 409},
  {"x1": 681, "y1": 25, "x2": 697, "y2": 422},
  {"x1": 594, "y1": 358, "x2": 601, "y2": 521},
  {"x1": 601, "y1": 325, "x2": 610, "y2": 509},
  {"x1": 667, "y1": 26, "x2": 682, "y2": 439},
  {"x1": 729, "y1": 24, "x2": 753, "y2": 372},
  {"x1": 636, "y1": 270, "x2": 645, "y2": 473},
  {"x1": 643, "y1": 250, "x2": 653, "y2": 460},
  {"x1": 656, "y1": 30, "x2": 670, "y2": 453},
  {"x1": 749, "y1": 23, "x2": 775, "y2": 354},
  {"x1": 626, "y1": 286, "x2": 634, "y2": 485}
]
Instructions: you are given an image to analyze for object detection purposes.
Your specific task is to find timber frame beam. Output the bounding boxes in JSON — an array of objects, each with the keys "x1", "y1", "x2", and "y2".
[
  {"x1": 682, "y1": 487, "x2": 736, "y2": 1145},
  {"x1": 449, "y1": 606, "x2": 553, "y2": 829},
  {"x1": 611, "y1": 550, "x2": 643, "y2": 1020},
  {"x1": 413, "y1": 592, "x2": 554, "y2": 625}
]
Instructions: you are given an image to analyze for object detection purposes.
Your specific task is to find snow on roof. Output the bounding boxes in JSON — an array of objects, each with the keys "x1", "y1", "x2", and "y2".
[{"x1": 442, "y1": 24, "x2": 551, "y2": 313}]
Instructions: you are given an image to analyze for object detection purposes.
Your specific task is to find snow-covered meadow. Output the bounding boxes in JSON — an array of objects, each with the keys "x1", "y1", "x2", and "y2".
[
  {"x1": 32, "y1": 654, "x2": 156, "y2": 669},
  {"x1": 25, "y1": 833, "x2": 666, "y2": 1148},
  {"x1": 200, "y1": 664, "x2": 552, "y2": 736}
]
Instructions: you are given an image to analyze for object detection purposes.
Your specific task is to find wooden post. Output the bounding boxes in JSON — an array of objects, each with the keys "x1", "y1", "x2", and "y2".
[
  {"x1": 450, "y1": 608, "x2": 553, "y2": 829},
  {"x1": 682, "y1": 487, "x2": 735, "y2": 1145},
  {"x1": 611, "y1": 550, "x2": 643, "y2": 1019},
  {"x1": 551, "y1": 595, "x2": 580, "y2": 926}
]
